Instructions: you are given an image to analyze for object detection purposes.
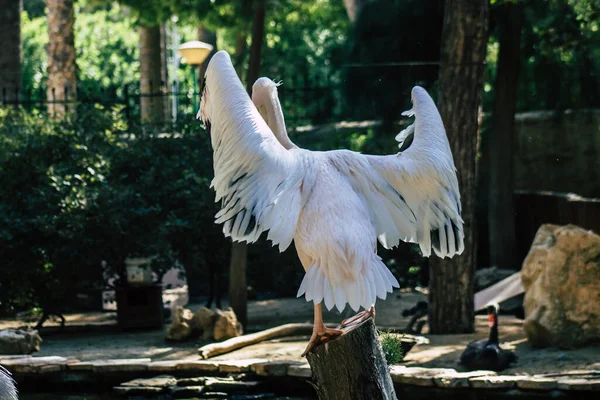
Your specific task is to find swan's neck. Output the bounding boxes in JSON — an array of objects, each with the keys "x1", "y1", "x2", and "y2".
[
  {"x1": 266, "y1": 92, "x2": 297, "y2": 150},
  {"x1": 488, "y1": 312, "x2": 499, "y2": 344}
]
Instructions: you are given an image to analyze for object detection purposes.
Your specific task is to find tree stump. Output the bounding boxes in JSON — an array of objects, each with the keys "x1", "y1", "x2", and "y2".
[{"x1": 306, "y1": 319, "x2": 397, "y2": 400}]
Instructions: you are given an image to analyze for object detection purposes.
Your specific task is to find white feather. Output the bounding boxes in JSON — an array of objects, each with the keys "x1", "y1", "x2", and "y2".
[{"x1": 202, "y1": 51, "x2": 464, "y2": 315}]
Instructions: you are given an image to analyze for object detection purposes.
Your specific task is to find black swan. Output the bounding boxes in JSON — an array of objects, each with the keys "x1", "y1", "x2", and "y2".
[{"x1": 459, "y1": 303, "x2": 517, "y2": 371}]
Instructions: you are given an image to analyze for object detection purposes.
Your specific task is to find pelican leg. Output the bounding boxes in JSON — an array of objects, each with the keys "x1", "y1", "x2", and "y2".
[
  {"x1": 340, "y1": 305, "x2": 376, "y2": 329},
  {"x1": 301, "y1": 303, "x2": 344, "y2": 357}
]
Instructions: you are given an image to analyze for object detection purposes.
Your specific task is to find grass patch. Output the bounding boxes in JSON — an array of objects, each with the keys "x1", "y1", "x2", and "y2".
[{"x1": 379, "y1": 330, "x2": 405, "y2": 365}]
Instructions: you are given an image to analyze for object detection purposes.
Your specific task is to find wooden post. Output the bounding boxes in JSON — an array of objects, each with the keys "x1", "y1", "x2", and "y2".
[
  {"x1": 227, "y1": 0, "x2": 268, "y2": 331},
  {"x1": 306, "y1": 319, "x2": 397, "y2": 400},
  {"x1": 228, "y1": 241, "x2": 248, "y2": 328}
]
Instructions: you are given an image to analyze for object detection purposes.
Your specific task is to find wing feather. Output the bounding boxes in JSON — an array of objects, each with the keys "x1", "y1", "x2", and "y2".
[
  {"x1": 325, "y1": 86, "x2": 464, "y2": 258},
  {"x1": 199, "y1": 51, "x2": 304, "y2": 251}
]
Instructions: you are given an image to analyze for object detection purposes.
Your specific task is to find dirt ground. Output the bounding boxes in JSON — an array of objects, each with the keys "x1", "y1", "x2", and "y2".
[{"x1": 1, "y1": 290, "x2": 599, "y2": 375}]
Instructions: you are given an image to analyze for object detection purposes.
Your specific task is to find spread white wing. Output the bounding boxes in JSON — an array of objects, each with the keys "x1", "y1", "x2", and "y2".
[
  {"x1": 198, "y1": 51, "x2": 304, "y2": 251},
  {"x1": 0, "y1": 365, "x2": 17, "y2": 400},
  {"x1": 326, "y1": 86, "x2": 464, "y2": 258}
]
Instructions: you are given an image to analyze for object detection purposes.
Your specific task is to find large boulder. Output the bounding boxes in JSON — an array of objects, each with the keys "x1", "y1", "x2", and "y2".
[
  {"x1": 213, "y1": 308, "x2": 243, "y2": 341},
  {"x1": 166, "y1": 306, "x2": 194, "y2": 341},
  {"x1": 521, "y1": 224, "x2": 600, "y2": 348},
  {"x1": 193, "y1": 307, "x2": 216, "y2": 342},
  {"x1": 165, "y1": 306, "x2": 242, "y2": 342},
  {"x1": 0, "y1": 329, "x2": 42, "y2": 354}
]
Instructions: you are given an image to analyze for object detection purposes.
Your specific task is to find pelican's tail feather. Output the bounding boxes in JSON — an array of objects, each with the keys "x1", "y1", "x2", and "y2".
[{"x1": 297, "y1": 256, "x2": 399, "y2": 313}]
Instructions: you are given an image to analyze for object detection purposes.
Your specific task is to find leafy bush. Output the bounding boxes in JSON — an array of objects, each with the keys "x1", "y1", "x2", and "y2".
[
  {"x1": 0, "y1": 106, "x2": 120, "y2": 315},
  {"x1": 21, "y1": 1, "x2": 141, "y2": 96},
  {"x1": 379, "y1": 331, "x2": 405, "y2": 365},
  {"x1": 0, "y1": 104, "x2": 427, "y2": 318}
]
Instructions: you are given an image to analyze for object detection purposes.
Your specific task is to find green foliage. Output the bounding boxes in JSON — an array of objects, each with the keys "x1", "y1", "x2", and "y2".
[
  {"x1": 0, "y1": 107, "x2": 120, "y2": 315},
  {"x1": 21, "y1": 11, "x2": 48, "y2": 94},
  {"x1": 115, "y1": 0, "x2": 173, "y2": 26},
  {"x1": 0, "y1": 107, "x2": 220, "y2": 315},
  {"x1": 21, "y1": 1, "x2": 140, "y2": 95},
  {"x1": 379, "y1": 331, "x2": 405, "y2": 365},
  {"x1": 485, "y1": 0, "x2": 600, "y2": 111},
  {"x1": 23, "y1": 0, "x2": 46, "y2": 18}
]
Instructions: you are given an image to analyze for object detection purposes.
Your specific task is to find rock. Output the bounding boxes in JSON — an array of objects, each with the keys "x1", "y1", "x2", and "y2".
[
  {"x1": 433, "y1": 371, "x2": 497, "y2": 388},
  {"x1": 251, "y1": 361, "x2": 297, "y2": 377},
  {"x1": 1, "y1": 356, "x2": 69, "y2": 373},
  {"x1": 475, "y1": 266, "x2": 516, "y2": 291},
  {"x1": 120, "y1": 375, "x2": 177, "y2": 388},
  {"x1": 148, "y1": 360, "x2": 180, "y2": 372},
  {"x1": 204, "y1": 377, "x2": 260, "y2": 392},
  {"x1": 469, "y1": 375, "x2": 524, "y2": 389},
  {"x1": 0, "y1": 329, "x2": 42, "y2": 355},
  {"x1": 171, "y1": 386, "x2": 205, "y2": 398},
  {"x1": 390, "y1": 367, "x2": 456, "y2": 387},
  {"x1": 521, "y1": 224, "x2": 600, "y2": 348},
  {"x1": 177, "y1": 377, "x2": 207, "y2": 387},
  {"x1": 91, "y1": 358, "x2": 151, "y2": 372},
  {"x1": 114, "y1": 386, "x2": 164, "y2": 395},
  {"x1": 287, "y1": 363, "x2": 311, "y2": 378},
  {"x1": 166, "y1": 306, "x2": 194, "y2": 341},
  {"x1": 516, "y1": 377, "x2": 558, "y2": 390},
  {"x1": 193, "y1": 307, "x2": 216, "y2": 341},
  {"x1": 557, "y1": 378, "x2": 600, "y2": 391},
  {"x1": 213, "y1": 308, "x2": 243, "y2": 341},
  {"x1": 217, "y1": 358, "x2": 268, "y2": 373},
  {"x1": 176, "y1": 360, "x2": 220, "y2": 373},
  {"x1": 37, "y1": 364, "x2": 61, "y2": 373}
]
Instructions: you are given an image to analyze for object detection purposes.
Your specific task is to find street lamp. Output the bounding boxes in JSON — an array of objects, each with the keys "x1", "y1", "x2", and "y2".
[{"x1": 178, "y1": 41, "x2": 214, "y2": 112}]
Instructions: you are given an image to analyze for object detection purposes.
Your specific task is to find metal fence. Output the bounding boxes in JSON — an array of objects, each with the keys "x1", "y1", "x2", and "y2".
[
  {"x1": 1, "y1": 77, "x2": 345, "y2": 129},
  {"x1": 3, "y1": 61, "x2": 598, "y2": 128},
  {"x1": 0, "y1": 63, "x2": 444, "y2": 128}
]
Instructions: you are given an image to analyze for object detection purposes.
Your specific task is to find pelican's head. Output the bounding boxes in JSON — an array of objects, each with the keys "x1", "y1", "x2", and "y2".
[{"x1": 252, "y1": 77, "x2": 282, "y2": 121}]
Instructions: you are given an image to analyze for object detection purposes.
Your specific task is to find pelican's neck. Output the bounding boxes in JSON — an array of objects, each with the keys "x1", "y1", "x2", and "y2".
[{"x1": 266, "y1": 91, "x2": 297, "y2": 150}]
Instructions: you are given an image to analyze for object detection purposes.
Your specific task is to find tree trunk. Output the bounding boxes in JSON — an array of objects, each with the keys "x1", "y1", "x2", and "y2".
[
  {"x1": 160, "y1": 23, "x2": 171, "y2": 121},
  {"x1": 428, "y1": 0, "x2": 489, "y2": 334},
  {"x1": 0, "y1": 0, "x2": 22, "y2": 105},
  {"x1": 306, "y1": 319, "x2": 396, "y2": 400},
  {"x1": 234, "y1": 31, "x2": 248, "y2": 77},
  {"x1": 342, "y1": 0, "x2": 368, "y2": 23},
  {"x1": 227, "y1": 0, "x2": 267, "y2": 330},
  {"x1": 179, "y1": 248, "x2": 203, "y2": 301},
  {"x1": 139, "y1": 25, "x2": 164, "y2": 124},
  {"x1": 197, "y1": 25, "x2": 217, "y2": 81},
  {"x1": 228, "y1": 241, "x2": 248, "y2": 328},
  {"x1": 247, "y1": 0, "x2": 266, "y2": 92},
  {"x1": 488, "y1": 2, "x2": 523, "y2": 270},
  {"x1": 46, "y1": 0, "x2": 76, "y2": 117}
]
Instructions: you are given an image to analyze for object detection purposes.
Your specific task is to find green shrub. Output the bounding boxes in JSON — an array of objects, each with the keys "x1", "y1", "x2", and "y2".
[
  {"x1": 0, "y1": 104, "x2": 426, "y2": 318},
  {"x1": 379, "y1": 331, "x2": 405, "y2": 365},
  {"x1": 0, "y1": 107, "x2": 121, "y2": 315}
]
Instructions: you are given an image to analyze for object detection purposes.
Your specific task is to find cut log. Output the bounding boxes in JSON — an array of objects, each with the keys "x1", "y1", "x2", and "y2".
[
  {"x1": 306, "y1": 319, "x2": 397, "y2": 400},
  {"x1": 198, "y1": 323, "x2": 312, "y2": 359}
]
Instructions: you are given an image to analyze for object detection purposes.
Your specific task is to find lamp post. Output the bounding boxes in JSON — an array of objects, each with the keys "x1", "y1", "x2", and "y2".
[{"x1": 178, "y1": 41, "x2": 213, "y2": 112}]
